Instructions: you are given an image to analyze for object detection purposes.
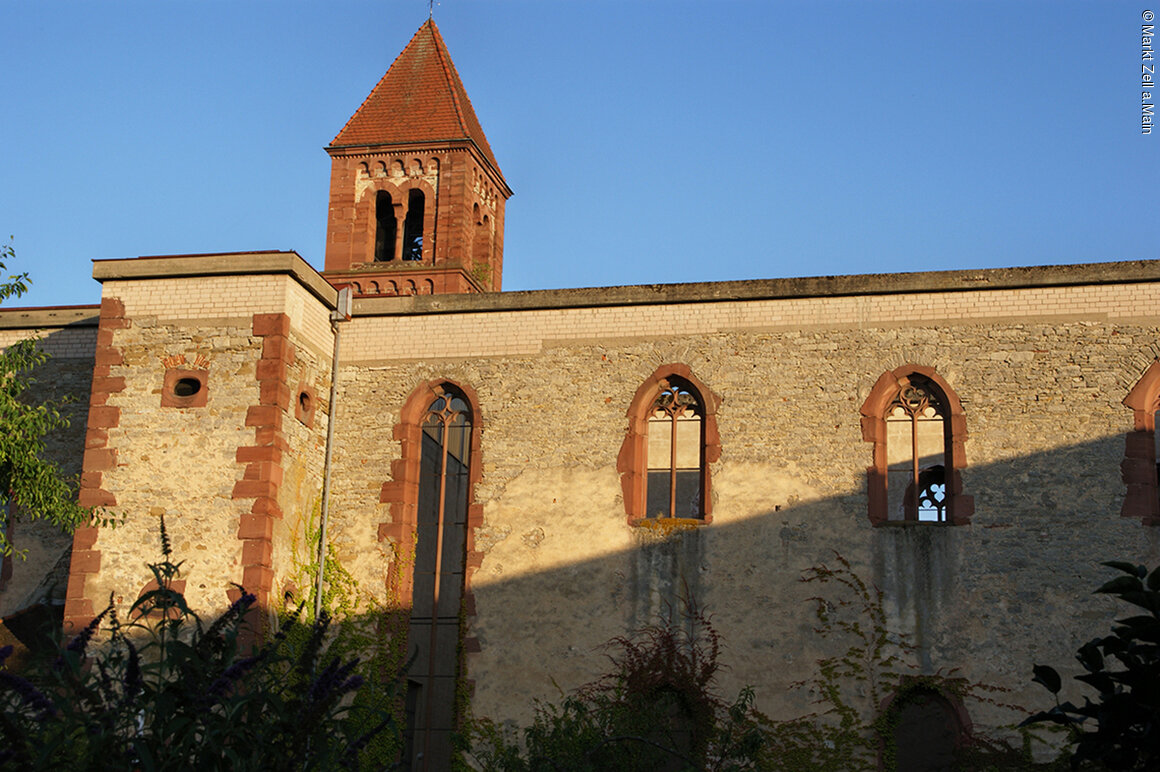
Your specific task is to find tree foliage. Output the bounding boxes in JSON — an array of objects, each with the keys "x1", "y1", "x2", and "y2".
[
  {"x1": 0, "y1": 238, "x2": 93, "y2": 556},
  {"x1": 1025, "y1": 561, "x2": 1160, "y2": 771},
  {"x1": 0, "y1": 521, "x2": 397, "y2": 770}
]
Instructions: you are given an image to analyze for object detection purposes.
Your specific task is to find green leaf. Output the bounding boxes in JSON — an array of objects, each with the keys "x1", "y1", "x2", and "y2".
[
  {"x1": 1032, "y1": 664, "x2": 1062, "y2": 694},
  {"x1": 1102, "y1": 561, "x2": 1147, "y2": 577},
  {"x1": 1095, "y1": 575, "x2": 1144, "y2": 595},
  {"x1": 1077, "y1": 642, "x2": 1104, "y2": 673}
]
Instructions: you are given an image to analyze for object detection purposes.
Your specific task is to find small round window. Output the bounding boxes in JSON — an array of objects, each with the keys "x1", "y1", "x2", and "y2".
[{"x1": 173, "y1": 378, "x2": 202, "y2": 398}]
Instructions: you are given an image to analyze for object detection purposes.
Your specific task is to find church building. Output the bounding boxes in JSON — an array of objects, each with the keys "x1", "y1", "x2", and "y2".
[{"x1": 2, "y1": 18, "x2": 1159, "y2": 769}]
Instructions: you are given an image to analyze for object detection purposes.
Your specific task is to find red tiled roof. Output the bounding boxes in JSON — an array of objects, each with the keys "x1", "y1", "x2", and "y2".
[{"x1": 330, "y1": 20, "x2": 501, "y2": 173}]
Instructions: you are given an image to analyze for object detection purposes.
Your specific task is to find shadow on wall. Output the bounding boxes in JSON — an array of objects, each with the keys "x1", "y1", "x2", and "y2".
[
  {"x1": 8, "y1": 346, "x2": 1160, "y2": 747},
  {"x1": 462, "y1": 430, "x2": 1158, "y2": 730},
  {"x1": 0, "y1": 325, "x2": 93, "y2": 624}
]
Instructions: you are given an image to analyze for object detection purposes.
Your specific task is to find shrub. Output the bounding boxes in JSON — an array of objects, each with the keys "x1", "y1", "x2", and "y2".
[
  {"x1": 0, "y1": 521, "x2": 396, "y2": 770},
  {"x1": 1025, "y1": 561, "x2": 1160, "y2": 771}
]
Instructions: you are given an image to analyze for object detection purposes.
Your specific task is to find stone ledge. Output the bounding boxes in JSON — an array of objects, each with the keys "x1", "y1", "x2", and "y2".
[
  {"x1": 92, "y1": 251, "x2": 339, "y2": 308},
  {"x1": 354, "y1": 259, "x2": 1160, "y2": 317},
  {"x1": 0, "y1": 305, "x2": 99, "y2": 329}
]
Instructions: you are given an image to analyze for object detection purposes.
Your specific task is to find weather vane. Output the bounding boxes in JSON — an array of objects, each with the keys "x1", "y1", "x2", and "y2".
[{"x1": 428, "y1": 0, "x2": 438, "y2": 20}]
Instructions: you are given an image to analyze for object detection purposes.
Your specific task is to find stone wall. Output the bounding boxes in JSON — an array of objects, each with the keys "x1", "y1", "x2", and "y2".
[
  {"x1": 64, "y1": 267, "x2": 338, "y2": 635},
  {"x1": 329, "y1": 278, "x2": 1160, "y2": 732}
]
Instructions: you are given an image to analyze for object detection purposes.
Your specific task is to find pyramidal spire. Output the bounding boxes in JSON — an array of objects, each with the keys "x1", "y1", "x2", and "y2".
[
  {"x1": 323, "y1": 19, "x2": 511, "y2": 295},
  {"x1": 330, "y1": 19, "x2": 500, "y2": 174}
]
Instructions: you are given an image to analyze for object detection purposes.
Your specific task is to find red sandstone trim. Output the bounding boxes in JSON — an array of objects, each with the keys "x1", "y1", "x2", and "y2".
[
  {"x1": 379, "y1": 379, "x2": 484, "y2": 632},
  {"x1": 232, "y1": 313, "x2": 294, "y2": 639},
  {"x1": 64, "y1": 298, "x2": 129, "y2": 634},
  {"x1": 136, "y1": 578, "x2": 188, "y2": 619},
  {"x1": 294, "y1": 383, "x2": 318, "y2": 428},
  {"x1": 859, "y1": 365, "x2": 972, "y2": 526},
  {"x1": 1121, "y1": 361, "x2": 1160, "y2": 525},
  {"x1": 160, "y1": 368, "x2": 208, "y2": 408},
  {"x1": 617, "y1": 364, "x2": 721, "y2": 526}
]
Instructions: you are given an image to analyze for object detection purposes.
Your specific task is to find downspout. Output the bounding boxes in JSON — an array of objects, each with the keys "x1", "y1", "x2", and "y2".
[{"x1": 315, "y1": 288, "x2": 351, "y2": 621}]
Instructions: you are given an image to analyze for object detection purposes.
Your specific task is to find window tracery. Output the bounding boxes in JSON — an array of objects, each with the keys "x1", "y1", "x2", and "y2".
[
  {"x1": 646, "y1": 380, "x2": 705, "y2": 519},
  {"x1": 618, "y1": 365, "x2": 720, "y2": 525},
  {"x1": 886, "y1": 378, "x2": 949, "y2": 522},
  {"x1": 861, "y1": 365, "x2": 971, "y2": 526}
]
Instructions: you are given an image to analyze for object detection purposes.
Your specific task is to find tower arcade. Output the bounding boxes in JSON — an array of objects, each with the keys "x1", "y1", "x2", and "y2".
[{"x1": 322, "y1": 20, "x2": 511, "y2": 296}]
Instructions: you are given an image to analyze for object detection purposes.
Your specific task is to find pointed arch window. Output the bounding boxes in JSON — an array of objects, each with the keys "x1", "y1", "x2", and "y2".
[
  {"x1": 647, "y1": 380, "x2": 705, "y2": 519},
  {"x1": 619, "y1": 365, "x2": 721, "y2": 525},
  {"x1": 1121, "y1": 361, "x2": 1160, "y2": 524},
  {"x1": 886, "y1": 378, "x2": 950, "y2": 522},
  {"x1": 406, "y1": 385, "x2": 472, "y2": 770},
  {"x1": 861, "y1": 366, "x2": 971, "y2": 526}
]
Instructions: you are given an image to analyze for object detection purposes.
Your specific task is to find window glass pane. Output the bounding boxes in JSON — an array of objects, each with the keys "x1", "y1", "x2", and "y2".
[
  {"x1": 886, "y1": 382, "x2": 948, "y2": 522},
  {"x1": 674, "y1": 470, "x2": 701, "y2": 518},
  {"x1": 647, "y1": 470, "x2": 671, "y2": 519},
  {"x1": 647, "y1": 414, "x2": 670, "y2": 470},
  {"x1": 914, "y1": 412, "x2": 945, "y2": 469},
  {"x1": 644, "y1": 379, "x2": 706, "y2": 519},
  {"x1": 409, "y1": 386, "x2": 473, "y2": 770},
  {"x1": 886, "y1": 408, "x2": 914, "y2": 520},
  {"x1": 674, "y1": 413, "x2": 700, "y2": 470}
]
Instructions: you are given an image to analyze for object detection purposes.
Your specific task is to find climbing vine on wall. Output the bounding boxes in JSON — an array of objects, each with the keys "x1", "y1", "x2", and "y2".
[
  {"x1": 758, "y1": 552, "x2": 1058, "y2": 771},
  {"x1": 283, "y1": 500, "x2": 411, "y2": 768}
]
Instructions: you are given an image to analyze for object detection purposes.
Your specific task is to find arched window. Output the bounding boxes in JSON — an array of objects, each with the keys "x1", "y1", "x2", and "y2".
[
  {"x1": 647, "y1": 379, "x2": 705, "y2": 519},
  {"x1": 1121, "y1": 361, "x2": 1160, "y2": 524},
  {"x1": 374, "y1": 191, "x2": 396, "y2": 262},
  {"x1": 880, "y1": 685, "x2": 972, "y2": 771},
  {"x1": 886, "y1": 377, "x2": 948, "y2": 522},
  {"x1": 861, "y1": 366, "x2": 971, "y2": 525},
  {"x1": 408, "y1": 386, "x2": 471, "y2": 770},
  {"x1": 472, "y1": 205, "x2": 492, "y2": 280},
  {"x1": 403, "y1": 189, "x2": 425, "y2": 261},
  {"x1": 619, "y1": 364, "x2": 721, "y2": 525},
  {"x1": 378, "y1": 381, "x2": 483, "y2": 771}
]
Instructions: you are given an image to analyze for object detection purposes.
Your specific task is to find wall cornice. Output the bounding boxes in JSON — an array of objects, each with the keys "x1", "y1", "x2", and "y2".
[{"x1": 353, "y1": 259, "x2": 1160, "y2": 317}]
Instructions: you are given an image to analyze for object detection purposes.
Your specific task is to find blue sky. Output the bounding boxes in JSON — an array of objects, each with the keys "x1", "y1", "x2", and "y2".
[{"x1": 1, "y1": 0, "x2": 1155, "y2": 308}]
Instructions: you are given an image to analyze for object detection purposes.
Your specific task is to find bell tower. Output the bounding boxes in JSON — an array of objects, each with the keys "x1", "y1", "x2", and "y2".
[{"x1": 322, "y1": 20, "x2": 511, "y2": 296}]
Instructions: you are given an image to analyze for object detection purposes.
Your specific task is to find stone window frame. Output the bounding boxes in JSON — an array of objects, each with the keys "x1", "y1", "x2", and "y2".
[
  {"x1": 161, "y1": 368, "x2": 208, "y2": 408},
  {"x1": 295, "y1": 383, "x2": 318, "y2": 428},
  {"x1": 1121, "y1": 361, "x2": 1160, "y2": 525},
  {"x1": 860, "y1": 365, "x2": 972, "y2": 526},
  {"x1": 618, "y1": 364, "x2": 721, "y2": 526},
  {"x1": 377, "y1": 378, "x2": 485, "y2": 770},
  {"x1": 379, "y1": 378, "x2": 485, "y2": 620}
]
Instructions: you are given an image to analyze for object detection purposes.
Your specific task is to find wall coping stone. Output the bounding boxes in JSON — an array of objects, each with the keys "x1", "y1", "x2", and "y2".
[
  {"x1": 91, "y1": 251, "x2": 339, "y2": 308},
  {"x1": 70, "y1": 253, "x2": 1160, "y2": 320},
  {"x1": 0, "y1": 306, "x2": 100, "y2": 329},
  {"x1": 353, "y1": 259, "x2": 1160, "y2": 317}
]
